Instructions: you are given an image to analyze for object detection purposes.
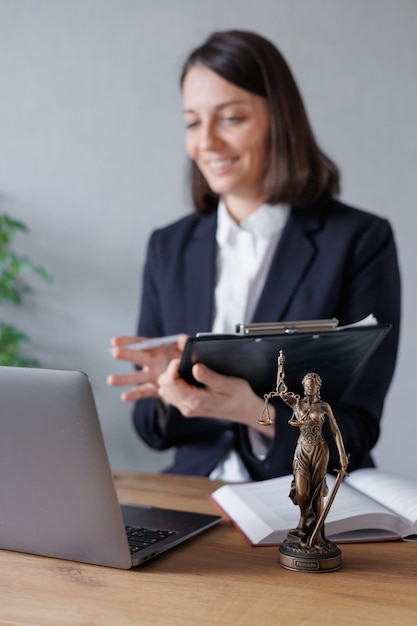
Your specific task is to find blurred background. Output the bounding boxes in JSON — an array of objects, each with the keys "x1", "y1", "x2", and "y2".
[{"x1": 0, "y1": 0, "x2": 415, "y2": 478}]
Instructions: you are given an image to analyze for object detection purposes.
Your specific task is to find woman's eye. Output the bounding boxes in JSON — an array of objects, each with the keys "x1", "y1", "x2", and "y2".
[
  {"x1": 185, "y1": 120, "x2": 200, "y2": 130},
  {"x1": 221, "y1": 116, "x2": 243, "y2": 125}
]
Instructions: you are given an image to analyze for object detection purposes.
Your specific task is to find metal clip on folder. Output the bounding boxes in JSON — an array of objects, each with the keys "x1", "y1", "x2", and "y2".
[{"x1": 235, "y1": 318, "x2": 339, "y2": 336}]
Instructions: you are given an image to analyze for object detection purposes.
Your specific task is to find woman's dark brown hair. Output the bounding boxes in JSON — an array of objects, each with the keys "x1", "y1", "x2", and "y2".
[{"x1": 180, "y1": 30, "x2": 340, "y2": 215}]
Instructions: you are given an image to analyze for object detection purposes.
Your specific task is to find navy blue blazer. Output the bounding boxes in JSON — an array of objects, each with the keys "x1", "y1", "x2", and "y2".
[{"x1": 133, "y1": 196, "x2": 401, "y2": 479}]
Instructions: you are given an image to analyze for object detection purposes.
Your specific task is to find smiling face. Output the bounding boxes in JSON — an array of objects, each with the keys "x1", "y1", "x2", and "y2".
[{"x1": 182, "y1": 65, "x2": 271, "y2": 220}]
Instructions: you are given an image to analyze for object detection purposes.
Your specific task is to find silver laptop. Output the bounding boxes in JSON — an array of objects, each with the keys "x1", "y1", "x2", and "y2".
[{"x1": 0, "y1": 366, "x2": 221, "y2": 569}]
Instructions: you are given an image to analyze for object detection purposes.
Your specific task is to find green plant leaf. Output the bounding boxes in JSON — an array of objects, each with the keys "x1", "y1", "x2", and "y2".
[
  {"x1": 0, "y1": 323, "x2": 39, "y2": 367},
  {"x1": 0, "y1": 213, "x2": 52, "y2": 367}
]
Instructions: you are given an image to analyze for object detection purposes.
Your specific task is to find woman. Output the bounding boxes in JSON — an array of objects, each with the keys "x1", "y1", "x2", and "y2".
[{"x1": 107, "y1": 30, "x2": 401, "y2": 481}]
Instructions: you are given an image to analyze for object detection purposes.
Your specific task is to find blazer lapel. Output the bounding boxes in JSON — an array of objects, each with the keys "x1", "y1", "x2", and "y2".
[
  {"x1": 182, "y1": 201, "x2": 325, "y2": 331},
  {"x1": 252, "y1": 205, "x2": 323, "y2": 322},
  {"x1": 184, "y1": 213, "x2": 218, "y2": 334}
]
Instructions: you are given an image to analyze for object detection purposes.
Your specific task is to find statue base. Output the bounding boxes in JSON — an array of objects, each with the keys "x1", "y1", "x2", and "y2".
[{"x1": 278, "y1": 534, "x2": 342, "y2": 573}]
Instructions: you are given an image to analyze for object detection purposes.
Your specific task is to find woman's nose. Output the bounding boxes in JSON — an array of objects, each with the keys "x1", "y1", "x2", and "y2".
[{"x1": 199, "y1": 121, "x2": 220, "y2": 149}]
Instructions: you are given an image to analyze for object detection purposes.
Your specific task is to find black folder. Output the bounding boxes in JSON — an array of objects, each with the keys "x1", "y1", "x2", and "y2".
[{"x1": 178, "y1": 324, "x2": 391, "y2": 402}]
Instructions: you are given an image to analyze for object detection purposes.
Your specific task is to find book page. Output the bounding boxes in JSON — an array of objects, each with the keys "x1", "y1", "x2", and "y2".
[
  {"x1": 323, "y1": 475, "x2": 408, "y2": 539},
  {"x1": 211, "y1": 472, "x2": 409, "y2": 545},
  {"x1": 345, "y1": 468, "x2": 417, "y2": 533},
  {"x1": 212, "y1": 475, "x2": 300, "y2": 544}
]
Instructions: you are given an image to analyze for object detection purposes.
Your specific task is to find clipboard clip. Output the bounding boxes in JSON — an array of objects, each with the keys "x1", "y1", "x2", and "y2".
[{"x1": 235, "y1": 318, "x2": 339, "y2": 336}]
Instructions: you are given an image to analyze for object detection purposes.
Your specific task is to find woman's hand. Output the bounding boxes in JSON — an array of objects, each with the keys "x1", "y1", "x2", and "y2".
[
  {"x1": 106, "y1": 334, "x2": 188, "y2": 402},
  {"x1": 158, "y1": 360, "x2": 275, "y2": 437}
]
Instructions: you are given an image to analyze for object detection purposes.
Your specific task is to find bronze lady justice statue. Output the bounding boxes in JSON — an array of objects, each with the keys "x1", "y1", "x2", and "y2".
[{"x1": 259, "y1": 350, "x2": 349, "y2": 572}]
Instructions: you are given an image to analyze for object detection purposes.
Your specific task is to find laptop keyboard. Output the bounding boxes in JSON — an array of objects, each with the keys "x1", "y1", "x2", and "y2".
[{"x1": 125, "y1": 525, "x2": 178, "y2": 554}]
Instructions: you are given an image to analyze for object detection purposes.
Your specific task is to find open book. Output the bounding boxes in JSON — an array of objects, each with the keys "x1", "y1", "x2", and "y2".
[{"x1": 210, "y1": 468, "x2": 417, "y2": 545}]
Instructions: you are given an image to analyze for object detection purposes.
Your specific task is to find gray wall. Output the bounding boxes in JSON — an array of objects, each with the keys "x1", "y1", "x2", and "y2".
[{"x1": 0, "y1": 0, "x2": 415, "y2": 479}]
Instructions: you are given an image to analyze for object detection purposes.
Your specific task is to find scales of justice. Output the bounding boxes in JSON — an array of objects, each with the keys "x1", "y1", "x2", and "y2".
[{"x1": 258, "y1": 350, "x2": 349, "y2": 573}]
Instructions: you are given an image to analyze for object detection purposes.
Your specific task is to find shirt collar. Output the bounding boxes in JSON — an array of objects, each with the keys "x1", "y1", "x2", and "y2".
[{"x1": 216, "y1": 200, "x2": 290, "y2": 247}]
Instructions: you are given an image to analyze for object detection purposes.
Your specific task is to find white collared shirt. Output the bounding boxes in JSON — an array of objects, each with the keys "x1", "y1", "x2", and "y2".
[
  {"x1": 212, "y1": 200, "x2": 289, "y2": 333},
  {"x1": 209, "y1": 200, "x2": 290, "y2": 481}
]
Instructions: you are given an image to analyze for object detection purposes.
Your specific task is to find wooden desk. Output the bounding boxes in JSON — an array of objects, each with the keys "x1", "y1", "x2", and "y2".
[{"x1": 1, "y1": 472, "x2": 416, "y2": 626}]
